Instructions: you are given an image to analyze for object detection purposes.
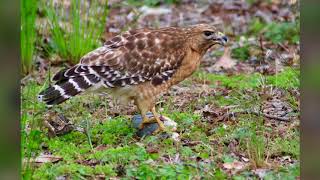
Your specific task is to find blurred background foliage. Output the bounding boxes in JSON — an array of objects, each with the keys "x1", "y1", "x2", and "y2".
[
  {"x1": 20, "y1": 0, "x2": 300, "y2": 76},
  {"x1": 21, "y1": 0, "x2": 108, "y2": 75},
  {"x1": 21, "y1": 0, "x2": 38, "y2": 75}
]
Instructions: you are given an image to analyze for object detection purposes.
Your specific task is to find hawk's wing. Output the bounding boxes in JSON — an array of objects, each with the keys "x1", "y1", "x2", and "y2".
[{"x1": 55, "y1": 28, "x2": 187, "y2": 88}]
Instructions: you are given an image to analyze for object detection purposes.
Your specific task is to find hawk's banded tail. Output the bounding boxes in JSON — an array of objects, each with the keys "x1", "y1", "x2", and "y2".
[{"x1": 38, "y1": 65, "x2": 101, "y2": 106}]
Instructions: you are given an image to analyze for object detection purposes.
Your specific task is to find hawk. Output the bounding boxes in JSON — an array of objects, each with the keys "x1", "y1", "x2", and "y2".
[{"x1": 38, "y1": 24, "x2": 227, "y2": 132}]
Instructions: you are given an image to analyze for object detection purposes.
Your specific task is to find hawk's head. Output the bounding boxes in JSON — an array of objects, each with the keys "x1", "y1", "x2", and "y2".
[{"x1": 186, "y1": 24, "x2": 228, "y2": 53}]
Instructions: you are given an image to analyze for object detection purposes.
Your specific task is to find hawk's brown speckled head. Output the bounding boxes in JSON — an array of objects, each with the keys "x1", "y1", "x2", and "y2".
[{"x1": 185, "y1": 24, "x2": 228, "y2": 54}]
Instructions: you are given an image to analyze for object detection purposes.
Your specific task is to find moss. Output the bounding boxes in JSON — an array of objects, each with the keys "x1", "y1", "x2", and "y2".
[
  {"x1": 266, "y1": 68, "x2": 300, "y2": 89},
  {"x1": 195, "y1": 68, "x2": 300, "y2": 90},
  {"x1": 22, "y1": 68, "x2": 300, "y2": 178},
  {"x1": 89, "y1": 145, "x2": 149, "y2": 164},
  {"x1": 33, "y1": 162, "x2": 98, "y2": 179}
]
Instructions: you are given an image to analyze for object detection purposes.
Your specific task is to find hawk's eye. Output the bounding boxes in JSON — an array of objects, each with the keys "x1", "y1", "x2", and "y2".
[{"x1": 203, "y1": 31, "x2": 214, "y2": 37}]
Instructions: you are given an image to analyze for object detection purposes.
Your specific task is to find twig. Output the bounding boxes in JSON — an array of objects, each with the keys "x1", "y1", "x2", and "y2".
[
  {"x1": 48, "y1": 61, "x2": 52, "y2": 86},
  {"x1": 259, "y1": 35, "x2": 265, "y2": 52},
  {"x1": 21, "y1": 74, "x2": 32, "y2": 85},
  {"x1": 278, "y1": 42, "x2": 290, "y2": 52},
  {"x1": 224, "y1": 110, "x2": 292, "y2": 122}
]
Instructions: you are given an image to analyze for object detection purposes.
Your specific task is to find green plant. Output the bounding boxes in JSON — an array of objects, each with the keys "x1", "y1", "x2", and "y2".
[
  {"x1": 266, "y1": 68, "x2": 300, "y2": 89},
  {"x1": 248, "y1": 18, "x2": 299, "y2": 44},
  {"x1": 264, "y1": 164, "x2": 300, "y2": 180},
  {"x1": 126, "y1": 163, "x2": 157, "y2": 179},
  {"x1": 265, "y1": 22, "x2": 300, "y2": 44},
  {"x1": 247, "y1": 16, "x2": 299, "y2": 45},
  {"x1": 214, "y1": 168, "x2": 228, "y2": 179},
  {"x1": 246, "y1": 133, "x2": 266, "y2": 168},
  {"x1": 89, "y1": 145, "x2": 149, "y2": 164},
  {"x1": 270, "y1": 137, "x2": 300, "y2": 158},
  {"x1": 232, "y1": 45, "x2": 251, "y2": 61},
  {"x1": 46, "y1": 0, "x2": 108, "y2": 64},
  {"x1": 248, "y1": 18, "x2": 265, "y2": 35},
  {"x1": 21, "y1": 0, "x2": 38, "y2": 75},
  {"x1": 21, "y1": 81, "x2": 48, "y2": 178},
  {"x1": 91, "y1": 117, "x2": 135, "y2": 145}
]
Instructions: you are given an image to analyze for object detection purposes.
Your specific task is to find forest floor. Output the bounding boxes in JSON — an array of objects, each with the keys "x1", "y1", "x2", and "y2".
[{"x1": 22, "y1": 0, "x2": 300, "y2": 179}]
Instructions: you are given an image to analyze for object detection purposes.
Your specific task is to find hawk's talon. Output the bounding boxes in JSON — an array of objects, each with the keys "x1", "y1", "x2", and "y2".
[
  {"x1": 138, "y1": 116, "x2": 166, "y2": 132},
  {"x1": 138, "y1": 123, "x2": 145, "y2": 130},
  {"x1": 158, "y1": 122, "x2": 166, "y2": 131},
  {"x1": 142, "y1": 117, "x2": 157, "y2": 124},
  {"x1": 139, "y1": 117, "x2": 157, "y2": 129},
  {"x1": 152, "y1": 124, "x2": 166, "y2": 135},
  {"x1": 152, "y1": 128, "x2": 161, "y2": 135}
]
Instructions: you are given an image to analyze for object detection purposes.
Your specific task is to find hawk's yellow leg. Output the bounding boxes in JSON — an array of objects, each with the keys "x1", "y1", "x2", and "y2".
[
  {"x1": 138, "y1": 108, "x2": 165, "y2": 132},
  {"x1": 135, "y1": 98, "x2": 165, "y2": 132},
  {"x1": 151, "y1": 106, "x2": 165, "y2": 131},
  {"x1": 139, "y1": 114, "x2": 155, "y2": 129}
]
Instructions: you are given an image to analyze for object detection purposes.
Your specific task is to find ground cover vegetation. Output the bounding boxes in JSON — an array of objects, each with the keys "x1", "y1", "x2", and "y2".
[{"x1": 21, "y1": 0, "x2": 300, "y2": 179}]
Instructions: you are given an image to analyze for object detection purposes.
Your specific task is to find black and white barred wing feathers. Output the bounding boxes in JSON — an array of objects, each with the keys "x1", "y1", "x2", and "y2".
[{"x1": 38, "y1": 28, "x2": 186, "y2": 106}]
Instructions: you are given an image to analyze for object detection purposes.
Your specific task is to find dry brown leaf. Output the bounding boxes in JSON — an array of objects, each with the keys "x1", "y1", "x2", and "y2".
[
  {"x1": 253, "y1": 168, "x2": 269, "y2": 179},
  {"x1": 241, "y1": 157, "x2": 250, "y2": 162},
  {"x1": 95, "y1": 144, "x2": 109, "y2": 151},
  {"x1": 43, "y1": 112, "x2": 74, "y2": 137},
  {"x1": 146, "y1": 147, "x2": 159, "y2": 154},
  {"x1": 161, "y1": 116, "x2": 178, "y2": 131},
  {"x1": 223, "y1": 161, "x2": 246, "y2": 170},
  {"x1": 33, "y1": 153, "x2": 62, "y2": 163}
]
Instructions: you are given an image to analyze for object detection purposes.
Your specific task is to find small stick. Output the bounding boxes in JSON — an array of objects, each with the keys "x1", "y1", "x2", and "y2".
[
  {"x1": 278, "y1": 42, "x2": 290, "y2": 52},
  {"x1": 259, "y1": 35, "x2": 265, "y2": 52},
  {"x1": 224, "y1": 110, "x2": 291, "y2": 122},
  {"x1": 246, "y1": 110, "x2": 291, "y2": 122}
]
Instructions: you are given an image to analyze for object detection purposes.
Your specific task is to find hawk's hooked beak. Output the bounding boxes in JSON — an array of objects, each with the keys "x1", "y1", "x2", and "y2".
[{"x1": 214, "y1": 32, "x2": 228, "y2": 46}]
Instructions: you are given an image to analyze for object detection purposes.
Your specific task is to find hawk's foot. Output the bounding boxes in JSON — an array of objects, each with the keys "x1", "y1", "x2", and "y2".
[
  {"x1": 132, "y1": 112, "x2": 176, "y2": 137},
  {"x1": 138, "y1": 117, "x2": 158, "y2": 129}
]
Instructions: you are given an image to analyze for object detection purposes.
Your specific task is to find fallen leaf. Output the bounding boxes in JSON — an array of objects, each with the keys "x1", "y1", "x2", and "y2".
[
  {"x1": 95, "y1": 144, "x2": 109, "y2": 151},
  {"x1": 147, "y1": 147, "x2": 159, "y2": 154},
  {"x1": 77, "y1": 159, "x2": 99, "y2": 166},
  {"x1": 171, "y1": 132, "x2": 180, "y2": 142},
  {"x1": 262, "y1": 95, "x2": 294, "y2": 120},
  {"x1": 241, "y1": 157, "x2": 250, "y2": 162},
  {"x1": 43, "y1": 112, "x2": 74, "y2": 137},
  {"x1": 139, "y1": 6, "x2": 172, "y2": 17},
  {"x1": 182, "y1": 140, "x2": 202, "y2": 146},
  {"x1": 253, "y1": 168, "x2": 269, "y2": 179},
  {"x1": 161, "y1": 116, "x2": 178, "y2": 131},
  {"x1": 223, "y1": 161, "x2": 245, "y2": 170},
  {"x1": 173, "y1": 153, "x2": 181, "y2": 163},
  {"x1": 55, "y1": 175, "x2": 67, "y2": 180},
  {"x1": 33, "y1": 153, "x2": 62, "y2": 163}
]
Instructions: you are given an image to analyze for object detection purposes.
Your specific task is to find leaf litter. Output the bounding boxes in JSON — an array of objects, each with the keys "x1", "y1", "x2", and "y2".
[{"x1": 22, "y1": 0, "x2": 300, "y2": 178}]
